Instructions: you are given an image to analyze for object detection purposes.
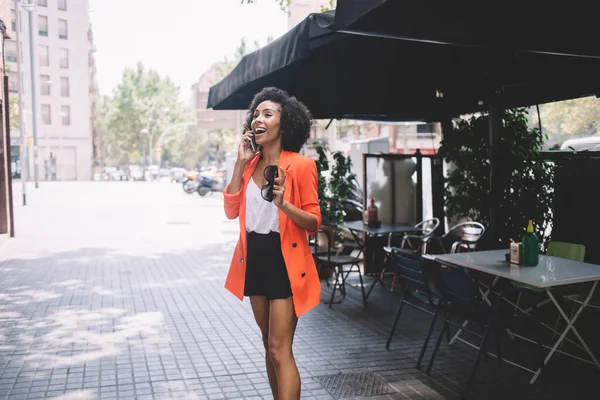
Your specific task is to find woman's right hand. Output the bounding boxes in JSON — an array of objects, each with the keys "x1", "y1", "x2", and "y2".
[{"x1": 237, "y1": 131, "x2": 256, "y2": 164}]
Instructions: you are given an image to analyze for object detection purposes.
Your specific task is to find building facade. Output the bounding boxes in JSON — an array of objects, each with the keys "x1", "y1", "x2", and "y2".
[
  {"x1": 7, "y1": 0, "x2": 93, "y2": 181},
  {"x1": 1, "y1": 0, "x2": 14, "y2": 237}
]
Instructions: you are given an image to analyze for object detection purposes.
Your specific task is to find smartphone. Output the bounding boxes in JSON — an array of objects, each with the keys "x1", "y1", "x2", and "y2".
[{"x1": 250, "y1": 134, "x2": 258, "y2": 153}]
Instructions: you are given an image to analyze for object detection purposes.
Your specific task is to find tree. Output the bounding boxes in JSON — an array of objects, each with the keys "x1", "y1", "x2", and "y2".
[
  {"x1": 93, "y1": 62, "x2": 194, "y2": 168},
  {"x1": 9, "y1": 95, "x2": 20, "y2": 132},
  {"x1": 528, "y1": 96, "x2": 600, "y2": 149},
  {"x1": 241, "y1": 0, "x2": 335, "y2": 12},
  {"x1": 440, "y1": 108, "x2": 555, "y2": 249}
]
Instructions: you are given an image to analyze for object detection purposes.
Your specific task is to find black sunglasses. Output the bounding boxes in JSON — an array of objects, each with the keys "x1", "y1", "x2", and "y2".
[{"x1": 261, "y1": 165, "x2": 278, "y2": 202}]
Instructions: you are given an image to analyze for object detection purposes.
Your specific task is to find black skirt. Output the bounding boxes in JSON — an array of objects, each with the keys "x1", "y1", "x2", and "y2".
[{"x1": 244, "y1": 231, "x2": 293, "y2": 300}]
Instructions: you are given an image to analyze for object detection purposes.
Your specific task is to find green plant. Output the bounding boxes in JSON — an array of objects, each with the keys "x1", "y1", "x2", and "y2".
[
  {"x1": 439, "y1": 108, "x2": 555, "y2": 249},
  {"x1": 313, "y1": 141, "x2": 358, "y2": 236}
]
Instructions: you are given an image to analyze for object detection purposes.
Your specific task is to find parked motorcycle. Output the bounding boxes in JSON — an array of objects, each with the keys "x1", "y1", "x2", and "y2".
[
  {"x1": 181, "y1": 170, "x2": 224, "y2": 196},
  {"x1": 196, "y1": 172, "x2": 223, "y2": 196},
  {"x1": 182, "y1": 171, "x2": 199, "y2": 194}
]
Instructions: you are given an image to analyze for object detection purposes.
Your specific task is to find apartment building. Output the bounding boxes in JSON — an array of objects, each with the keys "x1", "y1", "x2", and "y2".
[
  {"x1": 7, "y1": 0, "x2": 94, "y2": 181},
  {"x1": 1, "y1": 0, "x2": 13, "y2": 237}
]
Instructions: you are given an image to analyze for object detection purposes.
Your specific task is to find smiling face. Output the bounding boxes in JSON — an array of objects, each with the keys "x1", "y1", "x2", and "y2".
[{"x1": 250, "y1": 100, "x2": 282, "y2": 148}]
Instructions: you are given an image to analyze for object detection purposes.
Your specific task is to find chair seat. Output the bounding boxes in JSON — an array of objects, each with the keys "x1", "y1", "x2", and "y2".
[
  {"x1": 311, "y1": 246, "x2": 330, "y2": 255},
  {"x1": 316, "y1": 254, "x2": 362, "y2": 265}
]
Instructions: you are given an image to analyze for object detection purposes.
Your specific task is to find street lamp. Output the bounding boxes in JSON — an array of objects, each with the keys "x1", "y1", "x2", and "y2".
[{"x1": 19, "y1": 0, "x2": 40, "y2": 188}]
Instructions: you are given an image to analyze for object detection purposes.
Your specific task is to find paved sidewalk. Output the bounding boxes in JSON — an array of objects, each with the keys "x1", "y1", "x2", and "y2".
[{"x1": 0, "y1": 183, "x2": 593, "y2": 399}]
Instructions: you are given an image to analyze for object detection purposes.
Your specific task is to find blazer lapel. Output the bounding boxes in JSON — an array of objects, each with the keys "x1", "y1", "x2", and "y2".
[
  {"x1": 240, "y1": 154, "x2": 261, "y2": 254},
  {"x1": 278, "y1": 151, "x2": 293, "y2": 240}
]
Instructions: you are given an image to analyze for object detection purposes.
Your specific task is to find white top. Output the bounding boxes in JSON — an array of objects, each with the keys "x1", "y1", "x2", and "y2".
[
  {"x1": 245, "y1": 178, "x2": 280, "y2": 234},
  {"x1": 431, "y1": 250, "x2": 600, "y2": 288}
]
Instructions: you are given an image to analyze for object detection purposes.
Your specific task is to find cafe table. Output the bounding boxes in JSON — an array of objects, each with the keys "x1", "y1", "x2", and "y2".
[
  {"x1": 340, "y1": 221, "x2": 422, "y2": 298},
  {"x1": 427, "y1": 249, "x2": 600, "y2": 384}
]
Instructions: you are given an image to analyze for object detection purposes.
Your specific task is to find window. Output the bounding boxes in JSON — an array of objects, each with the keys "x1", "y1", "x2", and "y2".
[
  {"x1": 58, "y1": 0, "x2": 67, "y2": 11},
  {"x1": 38, "y1": 15, "x2": 48, "y2": 36},
  {"x1": 58, "y1": 19, "x2": 68, "y2": 39},
  {"x1": 60, "y1": 48, "x2": 68, "y2": 68},
  {"x1": 42, "y1": 105, "x2": 52, "y2": 125},
  {"x1": 60, "y1": 77, "x2": 69, "y2": 97},
  {"x1": 11, "y1": 9, "x2": 16, "y2": 32},
  {"x1": 39, "y1": 45, "x2": 49, "y2": 66},
  {"x1": 61, "y1": 106, "x2": 71, "y2": 126},
  {"x1": 38, "y1": 0, "x2": 47, "y2": 6},
  {"x1": 8, "y1": 73, "x2": 18, "y2": 94},
  {"x1": 41, "y1": 75, "x2": 51, "y2": 96},
  {"x1": 6, "y1": 50, "x2": 17, "y2": 63},
  {"x1": 417, "y1": 123, "x2": 436, "y2": 138}
]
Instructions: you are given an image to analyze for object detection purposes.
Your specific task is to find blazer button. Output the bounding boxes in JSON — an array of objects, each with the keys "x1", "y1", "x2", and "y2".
[
  {"x1": 239, "y1": 258, "x2": 244, "y2": 263},
  {"x1": 292, "y1": 243, "x2": 297, "y2": 248},
  {"x1": 301, "y1": 272, "x2": 306, "y2": 277}
]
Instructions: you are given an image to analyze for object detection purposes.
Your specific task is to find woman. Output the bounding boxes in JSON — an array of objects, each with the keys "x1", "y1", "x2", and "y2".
[{"x1": 222, "y1": 87, "x2": 321, "y2": 400}]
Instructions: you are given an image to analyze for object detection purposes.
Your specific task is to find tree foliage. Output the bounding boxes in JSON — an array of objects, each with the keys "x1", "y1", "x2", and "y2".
[
  {"x1": 9, "y1": 95, "x2": 20, "y2": 132},
  {"x1": 93, "y1": 62, "x2": 194, "y2": 167},
  {"x1": 529, "y1": 96, "x2": 600, "y2": 149},
  {"x1": 440, "y1": 108, "x2": 555, "y2": 249},
  {"x1": 241, "y1": 0, "x2": 335, "y2": 12}
]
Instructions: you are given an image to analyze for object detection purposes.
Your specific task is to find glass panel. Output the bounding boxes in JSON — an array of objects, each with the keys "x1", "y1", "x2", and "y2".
[
  {"x1": 60, "y1": 48, "x2": 68, "y2": 68},
  {"x1": 365, "y1": 156, "x2": 418, "y2": 225},
  {"x1": 59, "y1": 19, "x2": 67, "y2": 39},
  {"x1": 60, "y1": 77, "x2": 69, "y2": 97},
  {"x1": 42, "y1": 104, "x2": 51, "y2": 125},
  {"x1": 38, "y1": 15, "x2": 48, "y2": 36},
  {"x1": 40, "y1": 74, "x2": 50, "y2": 95},
  {"x1": 39, "y1": 45, "x2": 49, "y2": 66},
  {"x1": 61, "y1": 106, "x2": 70, "y2": 126}
]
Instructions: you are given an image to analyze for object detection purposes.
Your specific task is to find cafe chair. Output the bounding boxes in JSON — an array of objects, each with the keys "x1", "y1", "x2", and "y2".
[
  {"x1": 430, "y1": 221, "x2": 485, "y2": 254},
  {"x1": 400, "y1": 218, "x2": 440, "y2": 254},
  {"x1": 427, "y1": 259, "x2": 546, "y2": 399},
  {"x1": 384, "y1": 247, "x2": 445, "y2": 369},
  {"x1": 313, "y1": 228, "x2": 367, "y2": 308}
]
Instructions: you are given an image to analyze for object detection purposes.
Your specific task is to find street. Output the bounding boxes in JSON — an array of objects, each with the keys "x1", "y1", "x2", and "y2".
[{"x1": 0, "y1": 182, "x2": 572, "y2": 400}]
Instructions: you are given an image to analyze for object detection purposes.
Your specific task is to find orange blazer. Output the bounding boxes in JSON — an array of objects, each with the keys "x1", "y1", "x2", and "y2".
[{"x1": 222, "y1": 150, "x2": 322, "y2": 317}]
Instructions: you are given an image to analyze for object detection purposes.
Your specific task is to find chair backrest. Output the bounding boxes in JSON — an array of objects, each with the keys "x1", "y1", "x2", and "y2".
[
  {"x1": 389, "y1": 247, "x2": 435, "y2": 305},
  {"x1": 415, "y1": 218, "x2": 440, "y2": 238},
  {"x1": 547, "y1": 241, "x2": 586, "y2": 262},
  {"x1": 446, "y1": 221, "x2": 485, "y2": 244},
  {"x1": 433, "y1": 258, "x2": 485, "y2": 319}
]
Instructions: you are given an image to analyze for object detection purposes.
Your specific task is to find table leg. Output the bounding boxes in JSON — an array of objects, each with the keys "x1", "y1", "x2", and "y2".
[{"x1": 529, "y1": 281, "x2": 599, "y2": 384}]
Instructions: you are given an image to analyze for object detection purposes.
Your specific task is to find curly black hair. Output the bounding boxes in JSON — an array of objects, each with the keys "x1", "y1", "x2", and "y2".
[{"x1": 243, "y1": 87, "x2": 313, "y2": 153}]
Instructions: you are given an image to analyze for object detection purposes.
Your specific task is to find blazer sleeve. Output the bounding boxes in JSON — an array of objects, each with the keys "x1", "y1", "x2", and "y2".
[
  {"x1": 222, "y1": 182, "x2": 243, "y2": 220},
  {"x1": 298, "y1": 158, "x2": 322, "y2": 235}
]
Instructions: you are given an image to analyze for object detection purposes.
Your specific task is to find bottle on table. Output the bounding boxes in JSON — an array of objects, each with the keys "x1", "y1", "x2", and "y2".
[{"x1": 522, "y1": 219, "x2": 539, "y2": 266}]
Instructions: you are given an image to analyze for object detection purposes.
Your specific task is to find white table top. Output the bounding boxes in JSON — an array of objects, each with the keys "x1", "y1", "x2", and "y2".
[{"x1": 430, "y1": 250, "x2": 600, "y2": 288}]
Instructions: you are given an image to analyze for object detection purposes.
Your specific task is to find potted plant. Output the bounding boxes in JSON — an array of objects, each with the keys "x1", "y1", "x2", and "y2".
[{"x1": 312, "y1": 141, "x2": 361, "y2": 278}]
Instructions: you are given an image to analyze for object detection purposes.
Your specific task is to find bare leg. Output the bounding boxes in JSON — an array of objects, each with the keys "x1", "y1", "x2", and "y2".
[
  {"x1": 250, "y1": 296, "x2": 279, "y2": 399},
  {"x1": 269, "y1": 297, "x2": 300, "y2": 400}
]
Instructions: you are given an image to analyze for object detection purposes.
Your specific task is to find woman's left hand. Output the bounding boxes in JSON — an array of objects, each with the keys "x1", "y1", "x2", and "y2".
[{"x1": 273, "y1": 167, "x2": 287, "y2": 208}]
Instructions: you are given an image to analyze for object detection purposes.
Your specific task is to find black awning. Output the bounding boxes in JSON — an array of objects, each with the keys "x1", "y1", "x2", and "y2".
[
  {"x1": 207, "y1": 12, "x2": 335, "y2": 112},
  {"x1": 207, "y1": 6, "x2": 600, "y2": 121},
  {"x1": 334, "y1": 0, "x2": 600, "y2": 59}
]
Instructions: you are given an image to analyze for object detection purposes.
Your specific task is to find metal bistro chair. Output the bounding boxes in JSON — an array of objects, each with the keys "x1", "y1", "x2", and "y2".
[
  {"x1": 314, "y1": 228, "x2": 367, "y2": 308},
  {"x1": 431, "y1": 221, "x2": 486, "y2": 254},
  {"x1": 401, "y1": 218, "x2": 440, "y2": 254},
  {"x1": 383, "y1": 247, "x2": 445, "y2": 369},
  {"x1": 390, "y1": 218, "x2": 440, "y2": 292},
  {"x1": 426, "y1": 259, "x2": 546, "y2": 399}
]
